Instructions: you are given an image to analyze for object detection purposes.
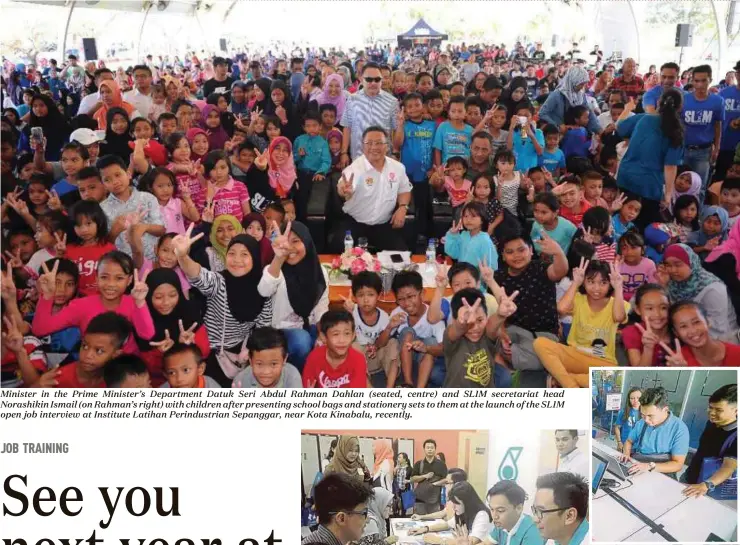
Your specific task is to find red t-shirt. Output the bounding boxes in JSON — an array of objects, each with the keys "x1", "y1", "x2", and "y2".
[
  {"x1": 140, "y1": 326, "x2": 211, "y2": 387},
  {"x1": 559, "y1": 198, "x2": 591, "y2": 229},
  {"x1": 65, "y1": 242, "x2": 117, "y2": 297},
  {"x1": 620, "y1": 324, "x2": 669, "y2": 366},
  {"x1": 302, "y1": 346, "x2": 367, "y2": 388},
  {"x1": 56, "y1": 362, "x2": 106, "y2": 388},
  {"x1": 1, "y1": 337, "x2": 47, "y2": 387},
  {"x1": 682, "y1": 343, "x2": 740, "y2": 366}
]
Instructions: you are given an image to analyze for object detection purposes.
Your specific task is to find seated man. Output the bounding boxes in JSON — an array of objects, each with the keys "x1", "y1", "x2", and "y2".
[
  {"x1": 533, "y1": 472, "x2": 589, "y2": 545},
  {"x1": 328, "y1": 125, "x2": 411, "y2": 252},
  {"x1": 620, "y1": 386, "x2": 689, "y2": 477},
  {"x1": 682, "y1": 384, "x2": 737, "y2": 499},
  {"x1": 302, "y1": 473, "x2": 374, "y2": 545},
  {"x1": 486, "y1": 480, "x2": 544, "y2": 545}
]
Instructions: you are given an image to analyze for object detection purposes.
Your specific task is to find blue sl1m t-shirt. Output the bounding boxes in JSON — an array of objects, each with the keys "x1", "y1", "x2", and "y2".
[
  {"x1": 433, "y1": 121, "x2": 473, "y2": 163},
  {"x1": 720, "y1": 85, "x2": 740, "y2": 151},
  {"x1": 627, "y1": 413, "x2": 690, "y2": 457},
  {"x1": 539, "y1": 147, "x2": 566, "y2": 173},
  {"x1": 682, "y1": 91, "x2": 725, "y2": 146},
  {"x1": 401, "y1": 119, "x2": 436, "y2": 182}
]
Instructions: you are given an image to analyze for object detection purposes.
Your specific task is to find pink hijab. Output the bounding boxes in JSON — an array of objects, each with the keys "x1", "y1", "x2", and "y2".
[
  {"x1": 316, "y1": 73, "x2": 347, "y2": 122},
  {"x1": 268, "y1": 136, "x2": 297, "y2": 198},
  {"x1": 706, "y1": 219, "x2": 740, "y2": 280}
]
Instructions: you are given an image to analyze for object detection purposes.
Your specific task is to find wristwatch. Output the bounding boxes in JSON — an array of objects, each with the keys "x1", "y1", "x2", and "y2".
[
  {"x1": 648, "y1": 462, "x2": 656, "y2": 472},
  {"x1": 398, "y1": 204, "x2": 409, "y2": 211},
  {"x1": 704, "y1": 480, "x2": 716, "y2": 492}
]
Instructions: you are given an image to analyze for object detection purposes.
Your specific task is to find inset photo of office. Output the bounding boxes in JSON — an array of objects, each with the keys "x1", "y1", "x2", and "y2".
[
  {"x1": 591, "y1": 369, "x2": 738, "y2": 543},
  {"x1": 300, "y1": 428, "x2": 589, "y2": 545}
]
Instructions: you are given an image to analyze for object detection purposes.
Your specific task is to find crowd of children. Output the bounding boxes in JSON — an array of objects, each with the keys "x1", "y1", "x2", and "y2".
[{"x1": 2, "y1": 44, "x2": 740, "y2": 390}]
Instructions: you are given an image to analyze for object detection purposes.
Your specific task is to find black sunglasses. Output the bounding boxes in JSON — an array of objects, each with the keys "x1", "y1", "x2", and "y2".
[{"x1": 364, "y1": 77, "x2": 382, "y2": 83}]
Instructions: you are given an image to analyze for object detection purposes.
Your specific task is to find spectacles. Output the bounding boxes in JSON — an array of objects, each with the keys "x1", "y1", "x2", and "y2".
[
  {"x1": 364, "y1": 77, "x2": 382, "y2": 83},
  {"x1": 329, "y1": 509, "x2": 369, "y2": 518},
  {"x1": 531, "y1": 505, "x2": 567, "y2": 519},
  {"x1": 363, "y1": 141, "x2": 387, "y2": 147}
]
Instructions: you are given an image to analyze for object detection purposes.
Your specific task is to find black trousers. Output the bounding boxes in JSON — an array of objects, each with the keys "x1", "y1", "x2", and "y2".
[
  {"x1": 412, "y1": 180, "x2": 433, "y2": 238},
  {"x1": 328, "y1": 217, "x2": 408, "y2": 253},
  {"x1": 714, "y1": 149, "x2": 735, "y2": 182},
  {"x1": 295, "y1": 170, "x2": 316, "y2": 224}
]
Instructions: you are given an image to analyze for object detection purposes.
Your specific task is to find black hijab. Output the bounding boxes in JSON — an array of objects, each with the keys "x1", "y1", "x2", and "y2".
[
  {"x1": 252, "y1": 78, "x2": 272, "y2": 114},
  {"x1": 24, "y1": 94, "x2": 70, "y2": 161},
  {"x1": 139, "y1": 268, "x2": 199, "y2": 351},
  {"x1": 500, "y1": 76, "x2": 532, "y2": 124},
  {"x1": 222, "y1": 234, "x2": 267, "y2": 323},
  {"x1": 282, "y1": 222, "x2": 326, "y2": 326},
  {"x1": 99, "y1": 106, "x2": 133, "y2": 164}
]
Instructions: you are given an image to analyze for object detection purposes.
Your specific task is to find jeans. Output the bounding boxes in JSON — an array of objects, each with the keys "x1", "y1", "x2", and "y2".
[
  {"x1": 684, "y1": 146, "x2": 712, "y2": 205},
  {"x1": 283, "y1": 326, "x2": 318, "y2": 373}
]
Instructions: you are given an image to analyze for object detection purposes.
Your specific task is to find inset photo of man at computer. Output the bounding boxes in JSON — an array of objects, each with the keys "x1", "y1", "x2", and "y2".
[{"x1": 591, "y1": 369, "x2": 738, "y2": 543}]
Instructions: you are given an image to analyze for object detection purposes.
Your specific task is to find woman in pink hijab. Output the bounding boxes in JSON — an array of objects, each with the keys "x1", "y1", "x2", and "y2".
[
  {"x1": 315, "y1": 73, "x2": 348, "y2": 123},
  {"x1": 263, "y1": 136, "x2": 296, "y2": 199},
  {"x1": 372, "y1": 439, "x2": 395, "y2": 491}
]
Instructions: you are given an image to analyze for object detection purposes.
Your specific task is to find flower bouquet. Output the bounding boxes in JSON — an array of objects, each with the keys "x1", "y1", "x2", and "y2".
[{"x1": 327, "y1": 247, "x2": 382, "y2": 281}]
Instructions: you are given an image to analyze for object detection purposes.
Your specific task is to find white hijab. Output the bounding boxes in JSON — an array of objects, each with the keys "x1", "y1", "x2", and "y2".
[
  {"x1": 362, "y1": 487, "x2": 394, "y2": 539},
  {"x1": 557, "y1": 66, "x2": 589, "y2": 107}
]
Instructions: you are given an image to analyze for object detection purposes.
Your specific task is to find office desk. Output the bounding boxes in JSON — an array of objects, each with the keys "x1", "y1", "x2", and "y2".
[
  {"x1": 592, "y1": 441, "x2": 737, "y2": 542},
  {"x1": 391, "y1": 518, "x2": 454, "y2": 544}
]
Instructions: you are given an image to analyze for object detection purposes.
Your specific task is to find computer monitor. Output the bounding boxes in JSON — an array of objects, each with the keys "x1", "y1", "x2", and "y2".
[{"x1": 592, "y1": 452, "x2": 608, "y2": 494}]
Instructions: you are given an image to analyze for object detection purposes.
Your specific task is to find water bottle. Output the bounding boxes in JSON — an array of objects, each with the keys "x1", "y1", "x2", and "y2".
[
  {"x1": 426, "y1": 239, "x2": 437, "y2": 270},
  {"x1": 344, "y1": 231, "x2": 354, "y2": 253}
]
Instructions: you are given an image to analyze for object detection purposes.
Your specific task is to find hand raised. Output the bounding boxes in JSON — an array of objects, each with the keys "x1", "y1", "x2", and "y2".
[
  {"x1": 178, "y1": 320, "x2": 198, "y2": 345},
  {"x1": 171, "y1": 223, "x2": 205, "y2": 257},
  {"x1": 271, "y1": 220, "x2": 293, "y2": 258},
  {"x1": 660, "y1": 339, "x2": 687, "y2": 366},
  {"x1": 149, "y1": 329, "x2": 174, "y2": 353},
  {"x1": 37, "y1": 259, "x2": 59, "y2": 300},
  {"x1": 131, "y1": 269, "x2": 149, "y2": 307},
  {"x1": 572, "y1": 256, "x2": 589, "y2": 286},
  {"x1": 496, "y1": 289, "x2": 519, "y2": 318}
]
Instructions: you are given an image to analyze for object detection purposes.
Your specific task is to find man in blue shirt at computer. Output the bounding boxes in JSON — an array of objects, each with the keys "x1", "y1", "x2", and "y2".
[{"x1": 620, "y1": 386, "x2": 690, "y2": 476}]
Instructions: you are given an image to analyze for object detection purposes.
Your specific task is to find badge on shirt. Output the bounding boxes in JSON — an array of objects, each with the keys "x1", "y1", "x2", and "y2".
[
  {"x1": 364, "y1": 177, "x2": 374, "y2": 187},
  {"x1": 389, "y1": 172, "x2": 397, "y2": 184}
]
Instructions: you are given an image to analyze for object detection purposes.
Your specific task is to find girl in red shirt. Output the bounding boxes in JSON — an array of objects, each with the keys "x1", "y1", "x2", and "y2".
[
  {"x1": 62, "y1": 200, "x2": 116, "y2": 296},
  {"x1": 665, "y1": 301, "x2": 740, "y2": 366}
]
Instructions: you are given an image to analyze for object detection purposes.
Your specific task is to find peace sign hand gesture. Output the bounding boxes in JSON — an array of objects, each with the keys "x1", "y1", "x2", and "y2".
[
  {"x1": 54, "y1": 232, "x2": 67, "y2": 258},
  {"x1": 610, "y1": 192, "x2": 628, "y2": 213},
  {"x1": 171, "y1": 223, "x2": 205, "y2": 257},
  {"x1": 660, "y1": 339, "x2": 688, "y2": 366},
  {"x1": 340, "y1": 295, "x2": 355, "y2": 314},
  {"x1": 396, "y1": 107, "x2": 406, "y2": 126},
  {"x1": 272, "y1": 221, "x2": 293, "y2": 259},
  {"x1": 45, "y1": 189, "x2": 62, "y2": 211},
  {"x1": 582, "y1": 226, "x2": 598, "y2": 245},
  {"x1": 131, "y1": 269, "x2": 149, "y2": 308},
  {"x1": 572, "y1": 257, "x2": 590, "y2": 287},
  {"x1": 608, "y1": 261, "x2": 623, "y2": 290},
  {"x1": 3, "y1": 248, "x2": 23, "y2": 270},
  {"x1": 5, "y1": 190, "x2": 29, "y2": 216},
  {"x1": 434, "y1": 264, "x2": 449, "y2": 290},
  {"x1": 2, "y1": 314, "x2": 25, "y2": 354},
  {"x1": 254, "y1": 148, "x2": 269, "y2": 170},
  {"x1": 337, "y1": 172, "x2": 355, "y2": 199},
  {"x1": 457, "y1": 297, "x2": 482, "y2": 327},
  {"x1": 37, "y1": 259, "x2": 59, "y2": 300},
  {"x1": 1, "y1": 262, "x2": 17, "y2": 302},
  {"x1": 449, "y1": 218, "x2": 464, "y2": 234},
  {"x1": 149, "y1": 329, "x2": 174, "y2": 353},
  {"x1": 538, "y1": 231, "x2": 560, "y2": 256},
  {"x1": 250, "y1": 108, "x2": 263, "y2": 125},
  {"x1": 635, "y1": 323, "x2": 660, "y2": 350},
  {"x1": 201, "y1": 199, "x2": 216, "y2": 223},
  {"x1": 178, "y1": 320, "x2": 199, "y2": 345},
  {"x1": 497, "y1": 288, "x2": 520, "y2": 318}
]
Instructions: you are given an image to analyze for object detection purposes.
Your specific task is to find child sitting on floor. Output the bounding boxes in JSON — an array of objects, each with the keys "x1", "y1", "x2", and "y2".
[{"x1": 232, "y1": 327, "x2": 302, "y2": 388}]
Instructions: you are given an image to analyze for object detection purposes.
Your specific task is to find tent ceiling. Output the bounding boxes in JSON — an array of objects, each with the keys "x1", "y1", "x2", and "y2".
[{"x1": 10, "y1": 0, "x2": 206, "y2": 15}]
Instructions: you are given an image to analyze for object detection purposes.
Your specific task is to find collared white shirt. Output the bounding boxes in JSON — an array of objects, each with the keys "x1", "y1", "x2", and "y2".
[
  {"x1": 123, "y1": 88, "x2": 153, "y2": 119},
  {"x1": 557, "y1": 448, "x2": 589, "y2": 481},
  {"x1": 506, "y1": 512, "x2": 527, "y2": 545},
  {"x1": 341, "y1": 155, "x2": 412, "y2": 225}
]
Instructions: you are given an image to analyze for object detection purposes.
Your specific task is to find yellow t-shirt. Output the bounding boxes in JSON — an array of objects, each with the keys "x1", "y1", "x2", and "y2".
[{"x1": 567, "y1": 293, "x2": 630, "y2": 364}]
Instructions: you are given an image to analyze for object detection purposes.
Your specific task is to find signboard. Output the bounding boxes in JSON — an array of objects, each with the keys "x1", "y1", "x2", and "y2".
[
  {"x1": 606, "y1": 393, "x2": 622, "y2": 412},
  {"x1": 414, "y1": 28, "x2": 430, "y2": 36}
]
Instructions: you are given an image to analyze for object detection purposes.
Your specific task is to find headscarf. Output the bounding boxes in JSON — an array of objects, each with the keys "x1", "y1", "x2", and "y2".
[
  {"x1": 24, "y1": 94, "x2": 70, "y2": 161},
  {"x1": 671, "y1": 171, "x2": 702, "y2": 211},
  {"x1": 282, "y1": 221, "x2": 326, "y2": 326},
  {"x1": 93, "y1": 79, "x2": 135, "y2": 130},
  {"x1": 316, "y1": 74, "x2": 347, "y2": 121},
  {"x1": 501, "y1": 76, "x2": 532, "y2": 123},
  {"x1": 665, "y1": 244, "x2": 723, "y2": 302},
  {"x1": 99, "y1": 107, "x2": 133, "y2": 164},
  {"x1": 209, "y1": 214, "x2": 243, "y2": 263},
  {"x1": 557, "y1": 66, "x2": 589, "y2": 107},
  {"x1": 325, "y1": 435, "x2": 367, "y2": 481},
  {"x1": 221, "y1": 234, "x2": 267, "y2": 323},
  {"x1": 251, "y1": 78, "x2": 272, "y2": 113},
  {"x1": 433, "y1": 64, "x2": 451, "y2": 87},
  {"x1": 327, "y1": 128, "x2": 343, "y2": 145},
  {"x1": 362, "y1": 488, "x2": 394, "y2": 540},
  {"x1": 230, "y1": 81, "x2": 248, "y2": 116},
  {"x1": 337, "y1": 65, "x2": 352, "y2": 90},
  {"x1": 139, "y1": 268, "x2": 199, "y2": 352},
  {"x1": 707, "y1": 218, "x2": 740, "y2": 280},
  {"x1": 372, "y1": 439, "x2": 395, "y2": 476},
  {"x1": 242, "y1": 212, "x2": 275, "y2": 266},
  {"x1": 186, "y1": 127, "x2": 209, "y2": 161},
  {"x1": 267, "y1": 136, "x2": 297, "y2": 197},
  {"x1": 200, "y1": 104, "x2": 229, "y2": 150},
  {"x1": 688, "y1": 206, "x2": 730, "y2": 247}
]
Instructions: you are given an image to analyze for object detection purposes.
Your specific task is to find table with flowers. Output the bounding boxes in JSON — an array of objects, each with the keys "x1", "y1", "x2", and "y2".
[{"x1": 320, "y1": 248, "x2": 452, "y2": 312}]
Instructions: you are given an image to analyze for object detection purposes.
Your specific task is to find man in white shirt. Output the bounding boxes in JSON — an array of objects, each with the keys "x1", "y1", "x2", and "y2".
[
  {"x1": 76, "y1": 68, "x2": 114, "y2": 115},
  {"x1": 123, "y1": 65, "x2": 154, "y2": 120},
  {"x1": 330, "y1": 126, "x2": 412, "y2": 253},
  {"x1": 597, "y1": 89, "x2": 632, "y2": 132},
  {"x1": 554, "y1": 430, "x2": 588, "y2": 481}
]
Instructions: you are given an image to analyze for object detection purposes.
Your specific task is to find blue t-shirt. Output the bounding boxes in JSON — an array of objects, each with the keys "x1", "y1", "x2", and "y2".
[
  {"x1": 511, "y1": 127, "x2": 545, "y2": 173},
  {"x1": 611, "y1": 214, "x2": 634, "y2": 240},
  {"x1": 617, "y1": 407, "x2": 641, "y2": 444},
  {"x1": 617, "y1": 114, "x2": 684, "y2": 201},
  {"x1": 539, "y1": 147, "x2": 566, "y2": 173},
  {"x1": 561, "y1": 127, "x2": 591, "y2": 159},
  {"x1": 401, "y1": 119, "x2": 436, "y2": 182},
  {"x1": 627, "y1": 413, "x2": 690, "y2": 457},
  {"x1": 682, "y1": 91, "x2": 725, "y2": 146},
  {"x1": 531, "y1": 217, "x2": 577, "y2": 255},
  {"x1": 433, "y1": 121, "x2": 473, "y2": 163},
  {"x1": 720, "y1": 85, "x2": 740, "y2": 151},
  {"x1": 488, "y1": 514, "x2": 544, "y2": 545},
  {"x1": 51, "y1": 179, "x2": 79, "y2": 198},
  {"x1": 642, "y1": 85, "x2": 666, "y2": 110}
]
